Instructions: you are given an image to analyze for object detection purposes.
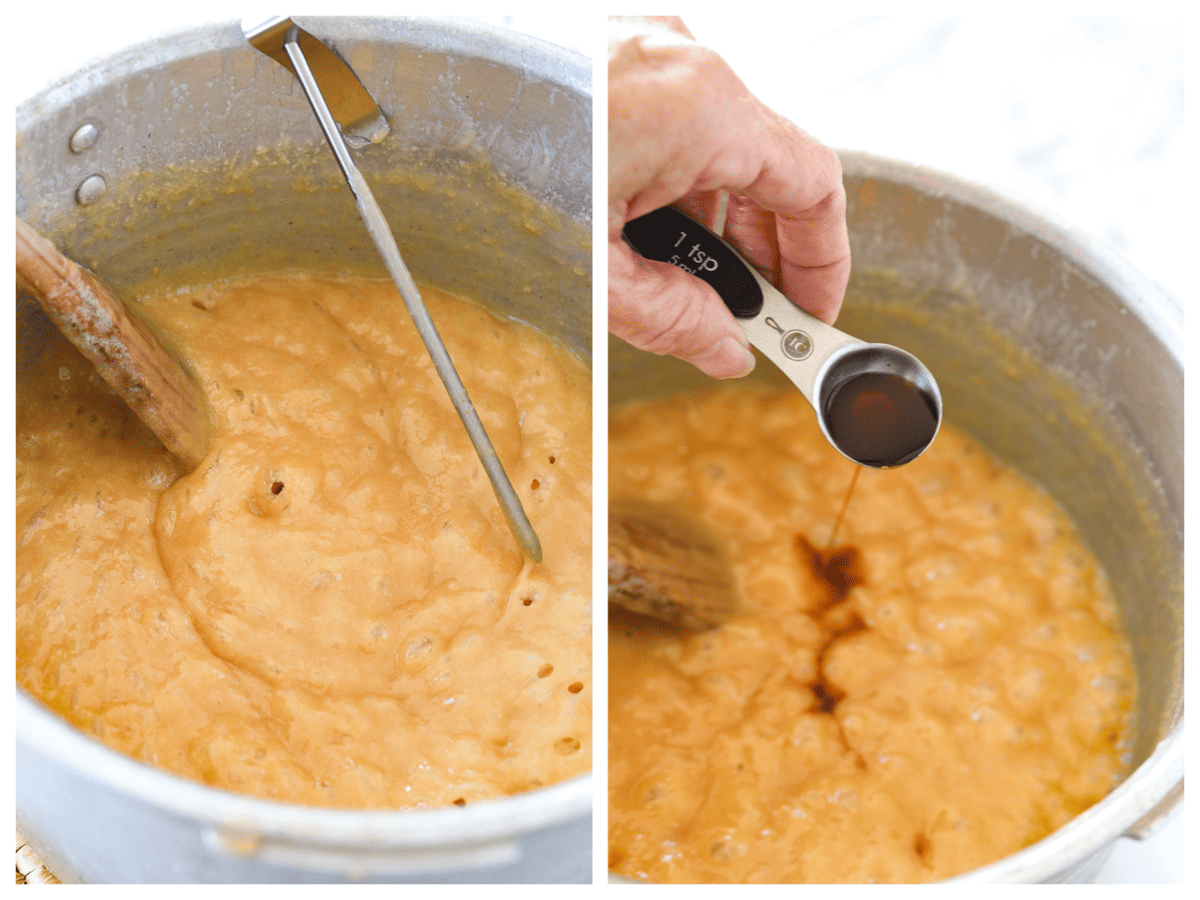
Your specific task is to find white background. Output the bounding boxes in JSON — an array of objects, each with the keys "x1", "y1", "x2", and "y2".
[{"x1": 12, "y1": 4, "x2": 1186, "y2": 887}]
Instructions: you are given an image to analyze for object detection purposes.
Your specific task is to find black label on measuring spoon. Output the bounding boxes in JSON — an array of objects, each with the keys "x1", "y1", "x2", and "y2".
[{"x1": 622, "y1": 206, "x2": 764, "y2": 318}]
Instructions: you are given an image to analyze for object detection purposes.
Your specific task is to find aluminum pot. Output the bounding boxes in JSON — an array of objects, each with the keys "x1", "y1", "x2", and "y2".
[
  {"x1": 608, "y1": 151, "x2": 1182, "y2": 884},
  {"x1": 16, "y1": 17, "x2": 591, "y2": 884}
]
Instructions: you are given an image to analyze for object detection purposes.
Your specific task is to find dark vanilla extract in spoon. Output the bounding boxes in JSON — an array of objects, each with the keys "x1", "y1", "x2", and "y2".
[{"x1": 823, "y1": 370, "x2": 939, "y2": 469}]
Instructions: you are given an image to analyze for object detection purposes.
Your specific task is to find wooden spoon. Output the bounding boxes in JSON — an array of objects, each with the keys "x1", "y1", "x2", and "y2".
[
  {"x1": 608, "y1": 500, "x2": 738, "y2": 630},
  {"x1": 16, "y1": 217, "x2": 213, "y2": 469}
]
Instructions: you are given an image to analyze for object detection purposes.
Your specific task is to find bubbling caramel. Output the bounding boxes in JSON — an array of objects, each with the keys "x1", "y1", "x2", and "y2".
[
  {"x1": 608, "y1": 384, "x2": 1134, "y2": 883},
  {"x1": 17, "y1": 274, "x2": 591, "y2": 809}
]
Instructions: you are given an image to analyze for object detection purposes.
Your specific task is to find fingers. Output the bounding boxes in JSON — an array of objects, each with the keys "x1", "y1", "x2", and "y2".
[
  {"x1": 722, "y1": 186, "x2": 850, "y2": 325},
  {"x1": 722, "y1": 193, "x2": 782, "y2": 289},
  {"x1": 609, "y1": 237, "x2": 755, "y2": 380},
  {"x1": 774, "y1": 185, "x2": 852, "y2": 324},
  {"x1": 722, "y1": 132, "x2": 851, "y2": 324},
  {"x1": 609, "y1": 21, "x2": 852, "y2": 360},
  {"x1": 671, "y1": 190, "x2": 723, "y2": 232},
  {"x1": 608, "y1": 38, "x2": 740, "y2": 232}
]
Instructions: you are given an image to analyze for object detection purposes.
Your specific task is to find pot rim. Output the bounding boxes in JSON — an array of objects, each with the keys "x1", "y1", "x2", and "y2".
[
  {"x1": 837, "y1": 150, "x2": 1184, "y2": 352},
  {"x1": 16, "y1": 15, "x2": 591, "y2": 135},
  {"x1": 944, "y1": 717, "x2": 1183, "y2": 882},
  {"x1": 17, "y1": 688, "x2": 591, "y2": 847}
]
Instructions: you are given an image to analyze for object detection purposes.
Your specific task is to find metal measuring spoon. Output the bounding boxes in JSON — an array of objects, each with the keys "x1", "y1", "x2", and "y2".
[
  {"x1": 622, "y1": 205, "x2": 942, "y2": 468},
  {"x1": 245, "y1": 17, "x2": 543, "y2": 561}
]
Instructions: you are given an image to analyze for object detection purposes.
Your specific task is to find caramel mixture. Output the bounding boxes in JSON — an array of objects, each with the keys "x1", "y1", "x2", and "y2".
[
  {"x1": 17, "y1": 274, "x2": 591, "y2": 809},
  {"x1": 608, "y1": 385, "x2": 1134, "y2": 883}
]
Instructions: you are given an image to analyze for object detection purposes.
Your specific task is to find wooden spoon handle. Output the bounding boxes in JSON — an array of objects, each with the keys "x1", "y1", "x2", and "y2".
[
  {"x1": 608, "y1": 502, "x2": 738, "y2": 630},
  {"x1": 16, "y1": 217, "x2": 212, "y2": 469}
]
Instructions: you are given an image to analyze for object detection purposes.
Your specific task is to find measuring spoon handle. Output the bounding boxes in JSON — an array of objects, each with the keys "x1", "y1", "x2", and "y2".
[{"x1": 621, "y1": 205, "x2": 860, "y2": 406}]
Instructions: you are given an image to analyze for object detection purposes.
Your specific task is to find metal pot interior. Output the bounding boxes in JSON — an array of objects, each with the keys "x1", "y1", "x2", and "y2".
[
  {"x1": 17, "y1": 16, "x2": 591, "y2": 358},
  {"x1": 609, "y1": 152, "x2": 1183, "y2": 870},
  {"x1": 838, "y1": 158, "x2": 1182, "y2": 769},
  {"x1": 16, "y1": 13, "x2": 592, "y2": 864}
]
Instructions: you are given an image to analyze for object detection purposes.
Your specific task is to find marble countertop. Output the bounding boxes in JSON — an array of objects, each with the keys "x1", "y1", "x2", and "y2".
[{"x1": 13, "y1": 8, "x2": 1183, "y2": 886}]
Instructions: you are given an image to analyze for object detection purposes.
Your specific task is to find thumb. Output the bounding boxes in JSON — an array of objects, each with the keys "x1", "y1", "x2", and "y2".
[{"x1": 609, "y1": 237, "x2": 756, "y2": 380}]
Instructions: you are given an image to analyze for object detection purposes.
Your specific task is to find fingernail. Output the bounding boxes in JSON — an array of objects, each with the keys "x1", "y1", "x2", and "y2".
[{"x1": 711, "y1": 336, "x2": 756, "y2": 379}]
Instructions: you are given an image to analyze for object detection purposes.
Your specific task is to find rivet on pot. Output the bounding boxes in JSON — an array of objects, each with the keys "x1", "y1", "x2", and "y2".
[
  {"x1": 75, "y1": 174, "x2": 107, "y2": 205},
  {"x1": 69, "y1": 123, "x2": 100, "y2": 154}
]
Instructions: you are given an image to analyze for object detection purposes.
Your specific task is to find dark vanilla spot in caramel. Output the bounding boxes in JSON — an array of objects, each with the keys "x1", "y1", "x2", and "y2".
[
  {"x1": 796, "y1": 535, "x2": 868, "y2": 713},
  {"x1": 608, "y1": 385, "x2": 1135, "y2": 884}
]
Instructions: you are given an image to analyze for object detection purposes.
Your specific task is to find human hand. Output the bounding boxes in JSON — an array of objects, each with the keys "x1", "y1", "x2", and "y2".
[{"x1": 609, "y1": 17, "x2": 852, "y2": 379}]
